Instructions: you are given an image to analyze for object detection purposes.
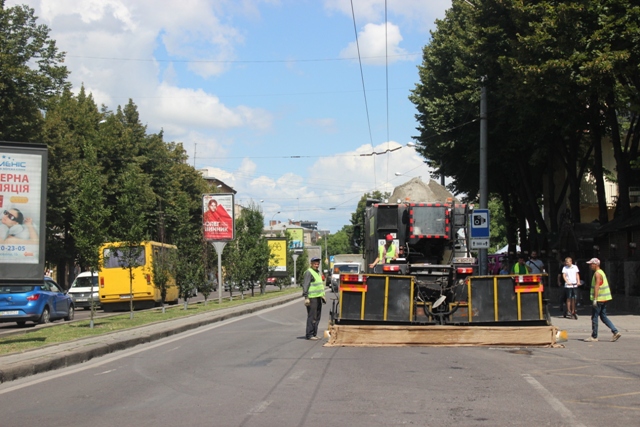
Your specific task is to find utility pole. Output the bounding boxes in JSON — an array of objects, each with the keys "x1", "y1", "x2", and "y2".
[{"x1": 478, "y1": 78, "x2": 488, "y2": 275}]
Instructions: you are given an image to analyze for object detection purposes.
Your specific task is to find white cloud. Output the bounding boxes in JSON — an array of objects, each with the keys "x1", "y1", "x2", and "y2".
[
  {"x1": 202, "y1": 141, "x2": 436, "y2": 231},
  {"x1": 149, "y1": 83, "x2": 272, "y2": 134},
  {"x1": 324, "y1": 0, "x2": 451, "y2": 27},
  {"x1": 40, "y1": 0, "x2": 137, "y2": 31},
  {"x1": 340, "y1": 22, "x2": 408, "y2": 65}
]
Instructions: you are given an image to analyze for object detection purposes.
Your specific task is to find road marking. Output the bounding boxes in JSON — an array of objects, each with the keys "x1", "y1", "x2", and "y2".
[
  {"x1": 0, "y1": 303, "x2": 295, "y2": 395},
  {"x1": 94, "y1": 369, "x2": 116, "y2": 376},
  {"x1": 522, "y1": 374, "x2": 586, "y2": 427},
  {"x1": 249, "y1": 400, "x2": 272, "y2": 413},
  {"x1": 288, "y1": 370, "x2": 305, "y2": 380},
  {"x1": 311, "y1": 352, "x2": 323, "y2": 359}
]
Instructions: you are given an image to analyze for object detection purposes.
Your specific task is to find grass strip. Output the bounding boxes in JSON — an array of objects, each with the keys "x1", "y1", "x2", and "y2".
[{"x1": 0, "y1": 287, "x2": 301, "y2": 355}]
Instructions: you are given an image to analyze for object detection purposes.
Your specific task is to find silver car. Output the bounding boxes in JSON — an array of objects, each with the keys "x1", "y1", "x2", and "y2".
[{"x1": 68, "y1": 272, "x2": 100, "y2": 309}]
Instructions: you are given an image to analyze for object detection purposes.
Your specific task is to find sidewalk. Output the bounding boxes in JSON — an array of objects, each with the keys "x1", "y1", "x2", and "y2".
[{"x1": 0, "y1": 292, "x2": 300, "y2": 384}]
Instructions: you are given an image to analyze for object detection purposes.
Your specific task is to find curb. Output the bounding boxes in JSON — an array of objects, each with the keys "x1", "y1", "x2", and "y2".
[{"x1": 0, "y1": 292, "x2": 300, "y2": 383}]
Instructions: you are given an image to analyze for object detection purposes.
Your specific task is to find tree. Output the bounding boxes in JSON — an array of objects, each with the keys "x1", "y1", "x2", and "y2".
[
  {"x1": 224, "y1": 203, "x2": 269, "y2": 297},
  {"x1": 111, "y1": 164, "x2": 154, "y2": 319},
  {"x1": 350, "y1": 191, "x2": 389, "y2": 252},
  {"x1": 409, "y1": 0, "x2": 640, "y2": 255},
  {"x1": 70, "y1": 141, "x2": 109, "y2": 328},
  {"x1": 152, "y1": 245, "x2": 175, "y2": 314},
  {"x1": 43, "y1": 87, "x2": 102, "y2": 286},
  {"x1": 0, "y1": 1, "x2": 69, "y2": 142},
  {"x1": 327, "y1": 227, "x2": 353, "y2": 256}
]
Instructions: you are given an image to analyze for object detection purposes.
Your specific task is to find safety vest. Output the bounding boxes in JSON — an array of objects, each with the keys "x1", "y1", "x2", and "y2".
[
  {"x1": 378, "y1": 243, "x2": 396, "y2": 263},
  {"x1": 306, "y1": 268, "x2": 325, "y2": 299},
  {"x1": 590, "y1": 269, "x2": 612, "y2": 302},
  {"x1": 511, "y1": 263, "x2": 530, "y2": 274}
]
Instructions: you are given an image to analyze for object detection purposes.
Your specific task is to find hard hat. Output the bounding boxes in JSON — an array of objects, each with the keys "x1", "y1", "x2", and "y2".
[{"x1": 385, "y1": 234, "x2": 394, "y2": 241}]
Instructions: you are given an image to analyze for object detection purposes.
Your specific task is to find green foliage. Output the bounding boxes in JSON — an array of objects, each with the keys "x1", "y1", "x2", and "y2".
[
  {"x1": 0, "y1": 1, "x2": 70, "y2": 141},
  {"x1": 70, "y1": 141, "x2": 110, "y2": 326},
  {"x1": 224, "y1": 203, "x2": 270, "y2": 296},
  {"x1": 410, "y1": 0, "x2": 640, "y2": 252},
  {"x1": 152, "y1": 247, "x2": 175, "y2": 309},
  {"x1": 111, "y1": 164, "x2": 154, "y2": 318},
  {"x1": 488, "y1": 198, "x2": 507, "y2": 254},
  {"x1": 327, "y1": 227, "x2": 353, "y2": 256},
  {"x1": 37, "y1": 87, "x2": 210, "y2": 287},
  {"x1": 350, "y1": 191, "x2": 389, "y2": 252}
]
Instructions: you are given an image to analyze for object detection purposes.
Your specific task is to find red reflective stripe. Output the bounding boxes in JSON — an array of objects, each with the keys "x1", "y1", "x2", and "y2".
[{"x1": 342, "y1": 274, "x2": 365, "y2": 283}]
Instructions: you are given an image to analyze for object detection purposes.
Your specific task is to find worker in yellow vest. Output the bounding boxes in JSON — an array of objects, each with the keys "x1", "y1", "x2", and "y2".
[
  {"x1": 369, "y1": 234, "x2": 398, "y2": 270},
  {"x1": 584, "y1": 258, "x2": 621, "y2": 342},
  {"x1": 302, "y1": 257, "x2": 326, "y2": 340}
]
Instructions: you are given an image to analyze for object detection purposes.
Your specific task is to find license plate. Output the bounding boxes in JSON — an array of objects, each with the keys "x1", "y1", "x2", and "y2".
[
  {"x1": 1, "y1": 311, "x2": 19, "y2": 315},
  {"x1": 75, "y1": 298, "x2": 88, "y2": 302},
  {"x1": 119, "y1": 295, "x2": 132, "y2": 299}
]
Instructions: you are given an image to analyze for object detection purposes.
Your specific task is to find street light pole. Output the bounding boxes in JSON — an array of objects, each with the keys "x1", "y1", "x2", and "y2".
[
  {"x1": 270, "y1": 211, "x2": 280, "y2": 236},
  {"x1": 323, "y1": 231, "x2": 329, "y2": 269}
]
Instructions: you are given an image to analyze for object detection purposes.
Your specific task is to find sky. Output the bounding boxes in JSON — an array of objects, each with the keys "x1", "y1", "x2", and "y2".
[{"x1": 10, "y1": 0, "x2": 453, "y2": 233}]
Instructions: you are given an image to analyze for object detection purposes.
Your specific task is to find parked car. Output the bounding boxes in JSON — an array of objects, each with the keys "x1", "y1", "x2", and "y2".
[
  {"x1": 67, "y1": 271, "x2": 100, "y2": 309},
  {"x1": 0, "y1": 277, "x2": 75, "y2": 326},
  {"x1": 266, "y1": 277, "x2": 277, "y2": 285}
]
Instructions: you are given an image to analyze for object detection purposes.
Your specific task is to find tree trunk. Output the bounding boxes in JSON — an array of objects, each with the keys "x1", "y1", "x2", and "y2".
[
  {"x1": 590, "y1": 96, "x2": 609, "y2": 225},
  {"x1": 605, "y1": 91, "x2": 631, "y2": 218}
]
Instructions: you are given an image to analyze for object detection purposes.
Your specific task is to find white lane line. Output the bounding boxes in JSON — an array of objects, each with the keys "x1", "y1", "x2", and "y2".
[
  {"x1": 249, "y1": 400, "x2": 272, "y2": 413},
  {"x1": 522, "y1": 374, "x2": 587, "y2": 427},
  {"x1": 0, "y1": 302, "x2": 298, "y2": 395},
  {"x1": 288, "y1": 370, "x2": 305, "y2": 380},
  {"x1": 94, "y1": 369, "x2": 116, "y2": 376}
]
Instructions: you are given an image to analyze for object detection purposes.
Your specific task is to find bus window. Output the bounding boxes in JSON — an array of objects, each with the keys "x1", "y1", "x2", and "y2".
[{"x1": 103, "y1": 246, "x2": 146, "y2": 269}]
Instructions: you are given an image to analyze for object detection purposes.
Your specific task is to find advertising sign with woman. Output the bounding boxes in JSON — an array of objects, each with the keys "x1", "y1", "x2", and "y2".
[
  {"x1": 0, "y1": 143, "x2": 47, "y2": 281},
  {"x1": 202, "y1": 194, "x2": 234, "y2": 241}
]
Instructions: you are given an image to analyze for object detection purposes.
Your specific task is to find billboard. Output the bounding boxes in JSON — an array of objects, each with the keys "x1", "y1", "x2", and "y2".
[
  {"x1": 0, "y1": 142, "x2": 48, "y2": 280},
  {"x1": 202, "y1": 193, "x2": 235, "y2": 241},
  {"x1": 267, "y1": 238, "x2": 287, "y2": 276},
  {"x1": 287, "y1": 227, "x2": 304, "y2": 250}
]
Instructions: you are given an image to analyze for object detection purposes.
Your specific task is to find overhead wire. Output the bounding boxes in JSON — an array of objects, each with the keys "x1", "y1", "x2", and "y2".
[
  {"x1": 349, "y1": 0, "x2": 376, "y2": 190},
  {"x1": 385, "y1": 0, "x2": 390, "y2": 184}
]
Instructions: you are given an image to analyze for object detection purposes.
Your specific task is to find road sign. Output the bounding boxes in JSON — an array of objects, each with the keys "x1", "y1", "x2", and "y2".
[
  {"x1": 470, "y1": 239, "x2": 490, "y2": 249},
  {"x1": 470, "y1": 209, "x2": 490, "y2": 238}
]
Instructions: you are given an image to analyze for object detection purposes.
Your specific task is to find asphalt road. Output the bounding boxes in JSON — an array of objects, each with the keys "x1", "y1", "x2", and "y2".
[
  {"x1": 0, "y1": 299, "x2": 638, "y2": 427},
  {"x1": 0, "y1": 285, "x2": 279, "y2": 336}
]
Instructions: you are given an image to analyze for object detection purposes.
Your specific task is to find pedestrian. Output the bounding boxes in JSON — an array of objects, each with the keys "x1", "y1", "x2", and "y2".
[
  {"x1": 526, "y1": 251, "x2": 545, "y2": 274},
  {"x1": 511, "y1": 254, "x2": 531, "y2": 274},
  {"x1": 584, "y1": 258, "x2": 621, "y2": 342},
  {"x1": 302, "y1": 257, "x2": 326, "y2": 340},
  {"x1": 562, "y1": 257, "x2": 580, "y2": 319},
  {"x1": 498, "y1": 258, "x2": 510, "y2": 275}
]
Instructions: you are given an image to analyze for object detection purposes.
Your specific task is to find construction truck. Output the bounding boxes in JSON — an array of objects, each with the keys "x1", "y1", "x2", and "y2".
[
  {"x1": 327, "y1": 178, "x2": 556, "y2": 347},
  {"x1": 330, "y1": 254, "x2": 365, "y2": 293}
]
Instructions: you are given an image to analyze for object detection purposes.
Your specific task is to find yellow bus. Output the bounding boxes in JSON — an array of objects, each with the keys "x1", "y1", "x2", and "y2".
[{"x1": 98, "y1": 241, "x2": 179, "y2": 311}]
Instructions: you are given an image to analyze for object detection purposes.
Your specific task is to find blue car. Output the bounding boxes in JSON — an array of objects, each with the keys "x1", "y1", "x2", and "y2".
[{"x1": 0, "y1": 277, "x2": 75, "y2": 326}]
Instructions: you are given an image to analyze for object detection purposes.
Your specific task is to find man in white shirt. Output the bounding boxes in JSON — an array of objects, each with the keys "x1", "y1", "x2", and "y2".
[
  {"x1": 526, "y1": 251, "x2": 545, "y2": 274},
  {"x1": 562, "y1": 257, "x2": 581, "y2": 319}
]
